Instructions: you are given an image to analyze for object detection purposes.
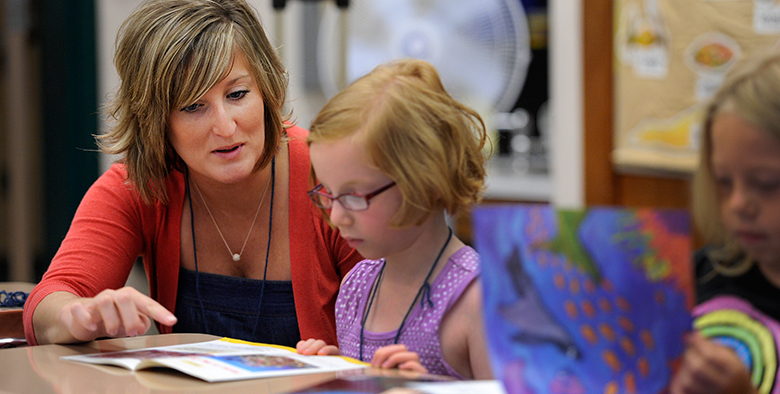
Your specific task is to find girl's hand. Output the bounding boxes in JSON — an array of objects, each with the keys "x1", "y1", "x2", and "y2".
[
  {"x1": 670, "y1": 332, "x2": 756, "y2": 394},
  {"x1": 58, "y1": 287, "x2": 177, "y2": 342},
  {"x1": 371, "y1": 344, "x2": 428, "y2": 374},
  {"x1": 296, "y1": 338, "x2": 340, "y2": 355}
]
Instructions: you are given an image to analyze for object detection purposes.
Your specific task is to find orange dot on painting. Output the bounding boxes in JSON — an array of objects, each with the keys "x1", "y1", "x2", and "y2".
[
  {"x1": 601, "y1": 278, "x2": 615, "y2": 292},
  {"x1": 564, "y1": 300, "x2": 579, "y2": 319},
  {"x1": 550, "y1": 255, "x2": 560, "y2": 267},
  {"x1": 599, "y1": 323, "x2": 617, "y2": 342},
  {"x1": 581, "y1": 300, "x2": 597, "y2": 318},
  {"x1": 654, "y1": 289, "x2": 666, "y2": 305},
  {"x1": 554, "y1": 274, "x2": 566, "y2": 290},
  {"x1": 537, "y1": 253, "x2": 548, "y2": 267},
  {"x1": 598, "y1": 297, "x2": 612, "y2": 313},
  {"x1": 602, "y1": 350, "x2": 622, "y2": 372},
  {"x1": 640, "y1": 329, "x2": 655, "y2": 350},
  {"x1": 637, "y1": 357, "x2": 650, "y2": 377},
  {"x1": 618, "y1": 316, "x2": 635, "y2": 332},
  {"x1": 583, "y1": 278, "x2": 597, "y2": 294},
  {"x1": 624, "y1": 371, "x2": 637, "y2": 394},
  {"x1": 604, "y1": 382, "x2": 619, "y2": 394},
  {"x1": 581, "y1": 324, "x2": 598, "y2": 345},
  {"x1": 620, "y1": 337, "x2": 637, "y2": 357},
  {"x1": 569, "y1": 278, "x2": 581, "y2": 294},
  {"x1": 615, "y1": 296, "x2": 631, "y2": 312}
]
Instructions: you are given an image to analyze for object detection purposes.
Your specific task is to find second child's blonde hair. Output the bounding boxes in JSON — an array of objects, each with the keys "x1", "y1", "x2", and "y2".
[
  {"x1": 694, "y1": 49, "x2": 780, "y2": 275},
  {"x1": 99, "y1": 0, "x2": 289, "y2": 204},
  {"x1": 308, "y1": 59, "x2": 488, "y2": 227}
]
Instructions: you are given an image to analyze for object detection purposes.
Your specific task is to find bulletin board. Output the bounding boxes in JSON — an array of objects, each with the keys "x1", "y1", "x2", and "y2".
[{"x1": 613, "y1": 0, "x2": 780, "y2": 174}]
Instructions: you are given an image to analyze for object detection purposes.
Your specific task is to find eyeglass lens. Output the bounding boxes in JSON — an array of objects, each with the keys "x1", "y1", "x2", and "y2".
[{"x1": 311, "y1": 193, "x2": 368, "y2": 210}]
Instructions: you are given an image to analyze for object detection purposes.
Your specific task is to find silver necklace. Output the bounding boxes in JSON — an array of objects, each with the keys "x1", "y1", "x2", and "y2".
[{"x1": 191, "y1": 170, "x2": 272, "y2": 262}]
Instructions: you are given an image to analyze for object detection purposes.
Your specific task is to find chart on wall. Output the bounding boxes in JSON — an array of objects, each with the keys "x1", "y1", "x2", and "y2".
[{"x1": 613, "y1": 0, "x2": 780, "y2": 173}]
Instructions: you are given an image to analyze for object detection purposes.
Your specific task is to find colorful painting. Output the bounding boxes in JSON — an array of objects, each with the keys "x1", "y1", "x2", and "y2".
[{"x1": 473, "y1": 205, "x2": 693, "y2": 394}]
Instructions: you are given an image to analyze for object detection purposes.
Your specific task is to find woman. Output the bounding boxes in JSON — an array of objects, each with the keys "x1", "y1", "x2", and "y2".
[{"x1": 23, "y1": 0, "x2": 362, "y2": 347}]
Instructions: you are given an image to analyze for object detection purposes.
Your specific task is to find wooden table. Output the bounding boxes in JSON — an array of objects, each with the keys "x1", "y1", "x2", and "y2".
[{"x1": 0, "y1": 333, "x2": 386, "y2": 393}]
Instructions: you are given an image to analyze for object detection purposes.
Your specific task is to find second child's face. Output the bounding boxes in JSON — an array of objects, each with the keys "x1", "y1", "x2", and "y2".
[
  {"x1": 711, "y1": 110, "x2": 780, "y2": 270},
  {"x1": 309, "y1": 136, "x2": 422, "y2": 260}
]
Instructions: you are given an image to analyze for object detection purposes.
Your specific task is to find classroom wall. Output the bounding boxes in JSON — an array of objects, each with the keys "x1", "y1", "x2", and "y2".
[
  {"x1": 95, "y1": 0, "x2": 586, "y2": 208},
  {"x1": 0, "y1": 0, "x2": 588, "y2": 282},
  {"x1": 582, "y1": 2, "x2": 692, "y2": 210}
]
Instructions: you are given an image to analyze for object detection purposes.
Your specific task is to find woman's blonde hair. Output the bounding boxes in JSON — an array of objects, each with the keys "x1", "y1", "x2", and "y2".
[
  {"x1": 98, "y1": 0, "x2": 289, "y2": 203},
  {"x1": 308, "y1": 58, "x2": 489, "y2": 227},
  {"x1": 694, "y1": 49, "x2": 780, "y2": 275}
]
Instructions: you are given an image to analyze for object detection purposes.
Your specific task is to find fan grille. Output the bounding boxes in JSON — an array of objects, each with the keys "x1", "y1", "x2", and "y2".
[{"x1": 317, "y1": 0, "x2": 531, "y2": 115}]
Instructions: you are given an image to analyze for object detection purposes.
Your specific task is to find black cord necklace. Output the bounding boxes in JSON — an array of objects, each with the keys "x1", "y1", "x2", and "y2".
[
  {"x1": 358, "y1": 226, "x2": 453, "y2": 361},
  {"x1": 185, "y1": 157, "x2": 275, "y2": 339}
]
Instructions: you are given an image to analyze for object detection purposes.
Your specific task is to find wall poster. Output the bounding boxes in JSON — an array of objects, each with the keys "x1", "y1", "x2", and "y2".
[{"x1": 613, "y1": 0, "x2": 780, "y2": 173}]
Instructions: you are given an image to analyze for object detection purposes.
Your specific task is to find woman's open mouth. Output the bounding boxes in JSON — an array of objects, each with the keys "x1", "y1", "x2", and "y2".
[
  {"x1": 215, "y1": 144, "x2": 241, "y2": 153},
  {"x1": 213, "y1": 143, "x2": 244, "y2": 158}
]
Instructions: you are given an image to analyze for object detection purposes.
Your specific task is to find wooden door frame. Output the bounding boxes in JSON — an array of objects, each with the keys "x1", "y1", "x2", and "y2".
[{"x1": 582, "y1": 1, "x2": 691, "y2": 209}]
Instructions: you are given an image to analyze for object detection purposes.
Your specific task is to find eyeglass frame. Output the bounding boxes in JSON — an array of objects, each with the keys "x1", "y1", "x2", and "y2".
[{"x1": 307, "y1": 181, "x2": 396, "y2": 211}]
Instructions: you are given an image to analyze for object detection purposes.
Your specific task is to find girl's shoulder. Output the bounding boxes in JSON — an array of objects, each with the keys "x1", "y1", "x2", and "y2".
[
  {"x1": 340, "y1": 258, "x2": 383, "y2": 287},
  {"x1": 448, "y1": 245, "x2": 480, "y2": 274}
]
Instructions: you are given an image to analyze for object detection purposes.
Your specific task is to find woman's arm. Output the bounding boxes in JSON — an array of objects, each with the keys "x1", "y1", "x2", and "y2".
[
  {"x1": 24, "y1": 165, "x2": 176, "y2": 345},
  {"x1": 33, "y1": 289, "x2": 176, "y2": 344}
]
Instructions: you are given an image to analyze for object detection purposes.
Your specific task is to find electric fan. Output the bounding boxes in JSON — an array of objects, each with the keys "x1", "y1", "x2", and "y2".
[{"x1": 316, "y1": 0, "x2": 531, "y2": 116}]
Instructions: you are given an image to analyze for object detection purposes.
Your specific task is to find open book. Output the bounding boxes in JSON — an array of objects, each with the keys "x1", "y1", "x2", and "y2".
[{"x1": 62, "y1": 337, "x2": 367, "y2": 383}]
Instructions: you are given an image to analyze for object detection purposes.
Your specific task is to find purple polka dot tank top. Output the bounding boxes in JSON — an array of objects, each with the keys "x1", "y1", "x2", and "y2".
[{"x1": 335, "y1": 245, "x2": 480, "y2": 379}]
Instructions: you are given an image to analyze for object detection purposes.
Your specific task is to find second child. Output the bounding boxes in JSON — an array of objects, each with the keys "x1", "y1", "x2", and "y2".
[{"x1": 669, "y1": 50, "x2": 780, "y2": 394}]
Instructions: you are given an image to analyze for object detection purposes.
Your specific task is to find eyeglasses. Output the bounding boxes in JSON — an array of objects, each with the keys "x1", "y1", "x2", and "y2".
[{"x1": 307, "y1": 182, "x2": 396, "y2": 211}]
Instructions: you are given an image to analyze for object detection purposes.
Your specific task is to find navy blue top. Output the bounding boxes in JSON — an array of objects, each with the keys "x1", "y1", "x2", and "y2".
[{"x1": 172, "y1": 267, "x2": 301, "y2": 347}]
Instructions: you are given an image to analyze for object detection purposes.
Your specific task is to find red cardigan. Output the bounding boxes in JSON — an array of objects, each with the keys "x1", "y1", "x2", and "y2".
[{"x1": 24, "y1": 126, "x2": 361, "y2": 346}]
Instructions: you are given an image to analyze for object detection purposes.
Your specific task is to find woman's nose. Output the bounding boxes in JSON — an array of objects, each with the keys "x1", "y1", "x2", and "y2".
[{"x1": 211, "y1": 104, "x2": 236, "y2": 137}]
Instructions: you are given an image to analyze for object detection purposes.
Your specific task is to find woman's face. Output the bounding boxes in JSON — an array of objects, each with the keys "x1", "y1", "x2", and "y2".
[
  {"x1": 168, "y1": 51, "x2": 266, "y2": 185},
  {"x1": 711, "y1": 110, "x2": 780, "y2": 270}
]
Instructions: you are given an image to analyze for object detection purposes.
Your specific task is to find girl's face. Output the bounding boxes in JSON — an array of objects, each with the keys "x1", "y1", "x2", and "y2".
[
  {"x1": 711, "y1": 110, "x2": 780, "y2": 269},
  {"x1": 309, "y1": 135, "x2": 423, "y2": 260},
  {"x1": 168, "y1": 51, "x2": 266, "y2": 185}
]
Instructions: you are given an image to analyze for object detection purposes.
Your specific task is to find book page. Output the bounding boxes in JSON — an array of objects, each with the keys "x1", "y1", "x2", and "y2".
[{"x1": 62, "y1": 338, "x2": 367, "y2": 382}]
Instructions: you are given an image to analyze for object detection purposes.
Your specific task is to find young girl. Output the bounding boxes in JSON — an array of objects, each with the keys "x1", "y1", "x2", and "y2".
[
  {"x1": 296, "y1": 59, "x2": 493, "y2": 379},
  {"x1": 669, "y1": 50, "x2": 780, "y2": 394}
]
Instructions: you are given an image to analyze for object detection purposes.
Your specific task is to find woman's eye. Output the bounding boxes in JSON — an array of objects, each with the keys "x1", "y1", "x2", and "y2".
[
  {"x1": 180, "y1": 103, "x2": 201, "y2": 113},
  {"x1": 227, "y1": 90, "x2": 249, "y2": 100}
]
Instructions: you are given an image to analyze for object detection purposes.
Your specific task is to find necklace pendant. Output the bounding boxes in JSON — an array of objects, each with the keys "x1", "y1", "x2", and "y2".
[{"x1": 232, "y1": 253, "x2": 241, "y2": 262}]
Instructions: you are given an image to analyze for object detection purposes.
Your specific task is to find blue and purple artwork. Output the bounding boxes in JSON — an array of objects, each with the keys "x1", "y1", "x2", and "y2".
[{"x1": 473, "y1": 205, "x2": 693, "y2": 394}]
